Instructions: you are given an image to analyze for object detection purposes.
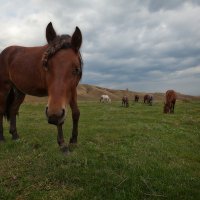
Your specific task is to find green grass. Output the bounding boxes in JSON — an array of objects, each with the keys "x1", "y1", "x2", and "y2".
[{"x1": 0, "y1": 100, "x2": 200, "y2": 200}]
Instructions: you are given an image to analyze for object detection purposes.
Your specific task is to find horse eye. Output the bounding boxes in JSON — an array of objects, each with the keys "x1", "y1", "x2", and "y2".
[{"x1": 72, "y1": 68, "x2": 81, "y2": 75}]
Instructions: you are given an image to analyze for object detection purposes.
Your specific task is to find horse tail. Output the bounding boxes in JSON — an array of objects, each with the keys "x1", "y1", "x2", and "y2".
[{"x1": 4, "y1": 88, "x2": 15, "y2": 121}]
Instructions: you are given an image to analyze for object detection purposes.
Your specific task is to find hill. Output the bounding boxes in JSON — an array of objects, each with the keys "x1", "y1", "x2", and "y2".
[{"x1": 24, "y1": 84, "x2": 200, "y2": 103}]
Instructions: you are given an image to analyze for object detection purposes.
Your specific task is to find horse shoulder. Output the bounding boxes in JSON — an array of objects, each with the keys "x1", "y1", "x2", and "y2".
[{"x1": 2, "y1": 46, "x2": 48, "y2": 96}]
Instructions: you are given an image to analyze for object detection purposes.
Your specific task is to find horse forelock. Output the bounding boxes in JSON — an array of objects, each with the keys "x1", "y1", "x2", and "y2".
[{"x1": 42, "y1": 34, "x2": 83, "y2": 79}]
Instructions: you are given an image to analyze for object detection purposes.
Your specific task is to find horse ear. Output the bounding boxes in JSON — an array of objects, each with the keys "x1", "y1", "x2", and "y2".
[
  {"x1": 46, "y1": 22, "x2": 57, "y2": 43},
  {"x1": 71, "y1": 26, "x2": 82, "y2": 51}
]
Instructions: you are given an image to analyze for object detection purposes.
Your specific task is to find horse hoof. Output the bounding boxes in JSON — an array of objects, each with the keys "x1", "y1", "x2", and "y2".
[
  {"x1": 70, "y1": 137, "x2": 77, "y2": 144},
  {"x1": 0, "y1": 137, "x2": 5, "y2": 142},
  {"x1": 60, "y1": 145, "x2": 69, "y2": 154},
  {"x1": 58, "y1": 140, "x2": 65, "y2": 147},
  {"x1": 12, "y1": 134, "x2": 19, "y2": 140}
]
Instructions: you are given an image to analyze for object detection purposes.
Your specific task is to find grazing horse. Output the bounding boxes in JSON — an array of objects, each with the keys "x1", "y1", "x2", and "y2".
[
  {"x1": 0, "y1": 22, "x2": 83, "y2": 152},
  {"x1": 134, "y1": 95, "x2": 139, "y2": 102},
  {"x1": 144, "y1": 94, "x2": 153, "y2": 106},
  {"x1": 100, "y1": 95, "x2": 111, "y2": 103},
  {"x1": 163, "y1": 90, "x2": 177, "y2": 113},
  {"x1": 122, "y1": 96, "x2": 129, "y2": 107}
]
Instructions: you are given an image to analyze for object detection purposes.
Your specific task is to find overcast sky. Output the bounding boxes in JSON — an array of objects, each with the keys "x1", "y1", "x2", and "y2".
[{"x1": 0, "y1": 0, "x2": 200, "y2": 95}]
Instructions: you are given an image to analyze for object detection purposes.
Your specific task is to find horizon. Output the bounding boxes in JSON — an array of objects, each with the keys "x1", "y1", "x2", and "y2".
[
  {"x1": 80, "y1": 83, "x2": 200, "y2": 97},
  {"x1": 0, "y1": 0, "x2": 200, "y2": 95}
]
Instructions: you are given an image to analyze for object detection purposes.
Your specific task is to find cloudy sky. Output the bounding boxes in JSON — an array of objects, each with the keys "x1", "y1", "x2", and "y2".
[{"x1": 0, "y1": 0, "x2": 200, "y2": 95}]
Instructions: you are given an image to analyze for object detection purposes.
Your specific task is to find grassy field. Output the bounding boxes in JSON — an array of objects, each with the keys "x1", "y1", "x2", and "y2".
[{"x1": 0, "y1": 100, "x2": 200, "y2": 200}]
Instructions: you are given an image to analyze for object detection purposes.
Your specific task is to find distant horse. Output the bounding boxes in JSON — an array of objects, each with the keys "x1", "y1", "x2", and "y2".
[
  {"x1": 144, "y1": 94, "x2": 153, "y2": 106},
  {"x1": 163, "y1": 90, "x2": 177, "y2": 113},
  {"x1": 122, "y1": 96, "x2": 129, "y2": 107},
  {"x1": 100, "y1": 95, "x2": 111, "y2": 103},
  {"x1": 0, "y1": 22, "x2": 83, "y2": 152},
  {"x1": 134, "y1": 95, "x2": 139, "y2": 102}
]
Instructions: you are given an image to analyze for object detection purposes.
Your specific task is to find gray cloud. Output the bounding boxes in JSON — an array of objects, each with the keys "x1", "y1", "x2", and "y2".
[
  {"x1": 0, "y1": 0, "x2": 200, "y2": 95},
  {"x1": 140, "y1": 0, "x2": 200, "y2": 12}
]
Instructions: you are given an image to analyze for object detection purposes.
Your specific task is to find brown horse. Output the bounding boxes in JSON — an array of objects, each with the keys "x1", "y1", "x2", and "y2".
[
  {"x1": 122, "y1": 96, "x2": 129, "y2": 107},
  {"x1": 163, "y1": 90, "x2": 177, "y2": 113},
  {"x1": 144, "y1": 94, "x2": 153, "y2": 106},
  {"x1": 0, "y1": 22, "x2": 83, "y2": 152},
  {"x1": 134, "y1": 95, "x2": 139, "y2": 102}
]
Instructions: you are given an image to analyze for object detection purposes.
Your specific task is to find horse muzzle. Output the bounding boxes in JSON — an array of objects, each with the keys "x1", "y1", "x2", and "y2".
[{"x1": 46, "y1": 107, "x2": 65, "y2": 125}]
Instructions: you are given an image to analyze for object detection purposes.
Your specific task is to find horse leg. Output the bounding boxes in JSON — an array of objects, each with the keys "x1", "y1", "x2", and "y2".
[
  {"x1": 170, "y1": 103, "x2": 172, "y2": 113},
  {"x1": 56, "y1": 124, "x2": 69, "y2": 153},
  {"x1": 8, "y1": 89, "x2": 25, "y2": 140},
  {"x1": 0, "y1": 97, "x2": 5, "y2": 141},
  {"x1": 0, "y1": 83, "x2": 11, "y2": 141},
  {"x1": 0, "y1": 114, "x2": 4, "y2": 141},
  {"x1": 172, "y1": 101, "x2": 175, "y2": 113},
  {"x1": 69, "y1": 89, "x2": 80, "y2": 144},
  {"x1": 169, "y1": 102, "x2": 173, "y2": 113},
  {"x1": 57, "y1": 124, "x2": 65, "y2": 146}
]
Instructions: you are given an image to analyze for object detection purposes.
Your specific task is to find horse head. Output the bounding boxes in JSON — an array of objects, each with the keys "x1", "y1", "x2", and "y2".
[
  {"x1": 44, "y1": 22, "x2": 82, "y2": 125},
  {"x1": 163, "y1": 102, "x2": 170, "y2": 113}
]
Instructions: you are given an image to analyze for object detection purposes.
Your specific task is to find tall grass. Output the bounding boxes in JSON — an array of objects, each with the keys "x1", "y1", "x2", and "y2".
[{"x1": 0, "y1": 101, "x2": 200, "y2": 199}]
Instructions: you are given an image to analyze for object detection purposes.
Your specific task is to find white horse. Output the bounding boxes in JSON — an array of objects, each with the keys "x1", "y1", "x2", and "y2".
[{"x1": 100, "y1": 95, "x2": 111, "y2": 103}]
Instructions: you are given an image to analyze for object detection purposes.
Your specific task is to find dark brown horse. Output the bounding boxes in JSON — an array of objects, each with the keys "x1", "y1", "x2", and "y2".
[
  {"x1": 144, "y1": 94, "x2": 153, "y2": 106},
  {"x1": 163, "y1": 90, "x2": 177, "y2": 113},
  {"x1": 122, "y1": 96, "x2": 129, "y2": 107},
  {"x1": 0, "y1": 22, "x2": 83, "y2": 152},
  {"x1": 134, "y1": 95, "x2": 139, "y2": 102}
]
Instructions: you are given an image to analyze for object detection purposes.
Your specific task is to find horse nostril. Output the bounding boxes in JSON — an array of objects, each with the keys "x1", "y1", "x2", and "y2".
[
  {"x1": 46, "y1": 108, "x2": 65, "y2": 125},
  {"x1": 48, "y1": 115, "x2": 59, "y2": 125}
]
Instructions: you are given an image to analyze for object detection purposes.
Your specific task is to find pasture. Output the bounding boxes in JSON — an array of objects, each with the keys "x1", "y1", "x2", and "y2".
[{"x1": 0, "y1": 100, "x2": 200, "y2": 200}]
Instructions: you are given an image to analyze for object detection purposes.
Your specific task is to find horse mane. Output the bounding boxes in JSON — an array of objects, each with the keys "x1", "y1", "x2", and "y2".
[{"x1": 42, "y1": 34, "x2": 83, "y2": 79}]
